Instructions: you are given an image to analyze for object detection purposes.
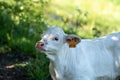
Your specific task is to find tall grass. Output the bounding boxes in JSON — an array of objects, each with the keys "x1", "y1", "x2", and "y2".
[{"x1": 44, "y1": 0, "x2": 120, "y2": 38}]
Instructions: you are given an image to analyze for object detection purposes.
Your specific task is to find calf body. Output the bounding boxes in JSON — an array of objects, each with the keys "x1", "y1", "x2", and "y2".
[{"x1": 36, "y1": 26, "x2": 120, "y2": 80}]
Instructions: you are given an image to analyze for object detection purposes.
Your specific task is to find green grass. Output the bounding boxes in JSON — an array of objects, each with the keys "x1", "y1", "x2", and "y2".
[{"x1": 44, "y1": 0, "x2": 120, "y2": 38}]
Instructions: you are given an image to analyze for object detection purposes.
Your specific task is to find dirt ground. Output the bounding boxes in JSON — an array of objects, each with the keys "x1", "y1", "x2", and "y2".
[{"x1": 0, "y1": 51, "x2": 28, "y2": 80}]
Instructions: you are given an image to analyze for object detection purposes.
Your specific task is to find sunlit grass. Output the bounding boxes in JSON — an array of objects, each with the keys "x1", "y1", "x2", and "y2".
[
  {"x1": 44, "y1": 0, "x2": 120, "y2": 38},
  {"x1": 50, "y1": 0, "x2": 120, "y2": 20}
]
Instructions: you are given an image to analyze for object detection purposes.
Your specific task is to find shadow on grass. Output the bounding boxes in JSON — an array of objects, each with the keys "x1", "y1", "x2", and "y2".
[{"x1": 0, "y1": 51, "x2": 29, "y2": 80}]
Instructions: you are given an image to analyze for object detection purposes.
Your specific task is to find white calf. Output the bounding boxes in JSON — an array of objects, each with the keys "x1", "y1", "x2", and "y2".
[{"x1": 36, "y1": 26, "x2": 120, "y2": 80}]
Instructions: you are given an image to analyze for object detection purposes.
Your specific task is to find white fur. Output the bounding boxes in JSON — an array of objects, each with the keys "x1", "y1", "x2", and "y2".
[{"x1": 36, "y1": 26, "x2": 120, "y2": 80}]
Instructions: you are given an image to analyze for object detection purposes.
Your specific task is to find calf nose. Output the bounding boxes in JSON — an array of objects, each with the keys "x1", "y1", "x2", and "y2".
[{"x1": 36, "y1": 42, "x2": 44, "y2": 48}]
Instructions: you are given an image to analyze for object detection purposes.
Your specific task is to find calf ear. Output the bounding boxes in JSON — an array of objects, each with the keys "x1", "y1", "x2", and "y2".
[{"x1": 65, "y1": 34, "x2": 81, "y2": 48}]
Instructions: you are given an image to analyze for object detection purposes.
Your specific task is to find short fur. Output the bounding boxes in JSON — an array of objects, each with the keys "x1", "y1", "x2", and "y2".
[{"x1": 36, "y1": 26, "x2": 120, "y2": 80}]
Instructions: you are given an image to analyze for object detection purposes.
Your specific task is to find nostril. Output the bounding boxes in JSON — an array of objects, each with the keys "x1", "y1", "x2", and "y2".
[
  {"x1": 40, "y1": 43, "x2": 44, "y2": 46},
  {"x1": 36, "y1": 42, "x2": 45, "y2": 49},
  {"x1": 37, "y1": 42, "x2": 44, "y2": 47}
]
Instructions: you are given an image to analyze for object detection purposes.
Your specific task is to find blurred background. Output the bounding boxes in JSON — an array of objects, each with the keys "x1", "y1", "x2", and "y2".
[{"x1": 0, "y1": 0, "x2": 120, "y2": 80}]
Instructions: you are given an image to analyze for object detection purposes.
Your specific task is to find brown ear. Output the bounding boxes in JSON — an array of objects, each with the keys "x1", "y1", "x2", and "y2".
[{"x1": 66, "y1": 34, "x2": 81, "y2": 48}]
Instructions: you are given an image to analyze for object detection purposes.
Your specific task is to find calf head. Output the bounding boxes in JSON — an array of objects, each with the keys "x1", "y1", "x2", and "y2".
[{"x1": 35, "y1": 26, "x2": 81, "y2": 54}]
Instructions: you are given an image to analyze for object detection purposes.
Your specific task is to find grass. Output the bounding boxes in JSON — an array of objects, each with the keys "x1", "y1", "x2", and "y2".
[{"x1": 44, "y1": 0, "x2": 120, "y2": 38}]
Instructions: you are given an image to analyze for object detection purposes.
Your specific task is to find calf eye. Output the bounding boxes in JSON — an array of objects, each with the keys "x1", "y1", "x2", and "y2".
[{"x1": 53, "y1": 37, "x2": 59, "y2": 41}]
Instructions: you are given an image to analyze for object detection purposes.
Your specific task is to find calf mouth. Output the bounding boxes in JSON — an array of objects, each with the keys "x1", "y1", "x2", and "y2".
[{"x1": 36, "y1": 47, "x2": 46, "y2": 52}]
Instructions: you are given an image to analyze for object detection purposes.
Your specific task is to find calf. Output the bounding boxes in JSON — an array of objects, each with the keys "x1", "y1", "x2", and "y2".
[{"x1": 36, "y1": 26, "x2": 120, "y2": 80}]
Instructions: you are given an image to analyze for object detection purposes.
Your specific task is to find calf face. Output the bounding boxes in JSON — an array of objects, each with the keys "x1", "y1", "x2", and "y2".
[{"x1": 35, "y1": 26, "x2": 80, "y2": 53}]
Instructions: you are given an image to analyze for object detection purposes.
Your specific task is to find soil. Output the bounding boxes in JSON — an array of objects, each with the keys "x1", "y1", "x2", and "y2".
[{"x1": 0, "y1": 51, "x2": 29, "y2": 80}]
